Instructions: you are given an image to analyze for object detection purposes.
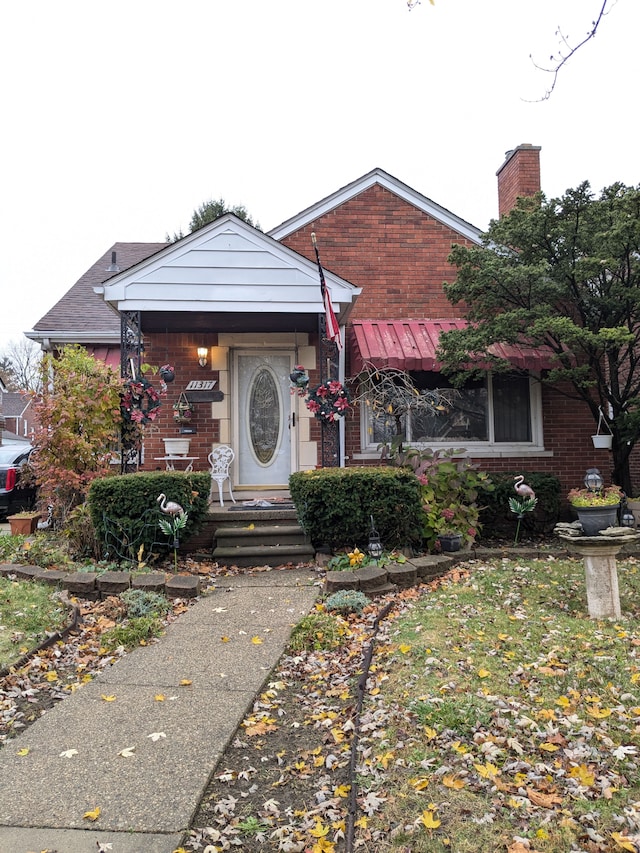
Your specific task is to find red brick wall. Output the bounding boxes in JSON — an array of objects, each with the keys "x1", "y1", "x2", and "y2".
[
  {"x1": 497, "y1": 144, "x2": 541, "y2": 217},
  {"x1": 139, "y1": 333, "x2": 220, "y2": 472},
  {"x1": 281, "y1": 185, "x2": 475, "y2": 320},
  {"x1": 281, "y1": 175, "x2": 630, "y2": 500}
]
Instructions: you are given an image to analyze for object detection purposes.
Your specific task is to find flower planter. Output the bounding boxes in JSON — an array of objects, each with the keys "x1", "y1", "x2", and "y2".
[
  {"x1": 437, "y1": 534, "x2": 462, "y2": 552},
  {"x1": 591, "y1": 434, "x2": 613, "y2": 450},
  {"x1": 7, "y1": 513, "x2": 40, "y2": 535},
  {"x1": 163, "y1": 438, "x2": 191, "y2": 456},
  {"x1": 573, "y1": 504, "x2": 619, "y2": 536}
]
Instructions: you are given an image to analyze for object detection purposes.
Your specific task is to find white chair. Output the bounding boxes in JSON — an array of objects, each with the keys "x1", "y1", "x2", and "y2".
[{"x1": 207, "y1": 445, "x2": 236, "y2": 506}]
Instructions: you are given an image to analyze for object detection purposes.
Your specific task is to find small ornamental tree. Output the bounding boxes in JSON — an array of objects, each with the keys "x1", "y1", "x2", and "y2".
[
  {"x1": 439, "y1": 182, "x2": 640, "y2": 495},
  {"x1": 30, "y1": 345, "x2": 123, "y2": 522}
]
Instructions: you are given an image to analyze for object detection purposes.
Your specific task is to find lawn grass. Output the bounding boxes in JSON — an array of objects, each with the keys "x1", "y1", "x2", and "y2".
[
  {"x1": 0, "y1": 576, "x2": 68, "y2": 668},
  {"x1": 359, "y1": 556, "x2": 640, "y2": 852}
]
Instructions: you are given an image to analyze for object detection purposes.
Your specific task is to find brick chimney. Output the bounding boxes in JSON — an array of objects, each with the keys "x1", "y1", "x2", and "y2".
[{"x1": 496, "y1": 144, "x2": 541, "y2": 217}]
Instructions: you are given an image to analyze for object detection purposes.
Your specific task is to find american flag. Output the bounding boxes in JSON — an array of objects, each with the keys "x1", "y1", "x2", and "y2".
[{"x1": 311, "y1": 232, "x2": 342, "y2": 351}]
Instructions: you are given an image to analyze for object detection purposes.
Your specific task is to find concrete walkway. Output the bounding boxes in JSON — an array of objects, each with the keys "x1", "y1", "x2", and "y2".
[{"x1": 0, "y1": 568, "x2": 319, "y2": 853}]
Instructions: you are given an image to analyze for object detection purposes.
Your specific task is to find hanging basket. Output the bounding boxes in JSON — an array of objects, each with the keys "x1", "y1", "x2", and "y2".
[
  {"x1": 159, "y1": 364, "x2": 175, "y2": 383},
  {"x1": 592, "y1": 434, "x2": 613, "y2": 450},
  {"x1": 173, "y1": 392, "x2": 193, "y2": 424},
  {"x1": 591, "y1": 406, "x2": 613, "y2": 450}
]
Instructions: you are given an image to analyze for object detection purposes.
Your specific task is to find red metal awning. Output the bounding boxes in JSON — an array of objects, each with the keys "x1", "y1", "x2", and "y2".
[
  {"x1": 350, "y1": 320, "x2": 556, "y2": 374},
  {"x1": 88, "y1": 346, "x2": 121, "y2": 370}
]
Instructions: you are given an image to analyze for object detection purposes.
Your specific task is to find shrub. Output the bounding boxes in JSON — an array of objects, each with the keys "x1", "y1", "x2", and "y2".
[
  {"x1": 391, "y1": 447, "x2": 494, "y2": 550},
  {"x1": 29, "y1": 345, "x2": 123, "y2": 524},
  {"x1": 480, "y1": 472, "x2": 561, "y2": 538},
  {"x1": 289, "y1": 467, "x2": 423, "y2": 551},
  {"x1": 120, "y1": 589, "x2": 171, "y2": 618},
  {"x1": 88, "y1": 471, "x2": 210, "y2": 561},
  {"x1": 64, "y1": 502, "x2": 102, "y2": 561},
  {"x1": 324, "y1": 590, "x2": 370, "y2": 615}
]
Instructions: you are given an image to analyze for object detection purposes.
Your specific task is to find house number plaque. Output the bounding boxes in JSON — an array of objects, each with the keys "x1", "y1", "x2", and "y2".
[
  {"x1": 184, "y1": 380, "x2": 223, "y2": 403},
  {"x1": 186, "y1": 380, "x2": 217, "y2": 390}
]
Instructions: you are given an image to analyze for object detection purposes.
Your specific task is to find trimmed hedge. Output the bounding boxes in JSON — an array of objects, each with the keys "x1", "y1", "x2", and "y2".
[
  {"x1": 479, "y1": 471, "x2": 561, "y2": 539},
  {"x1": 88, "y1": 471, "x2": 210, "y2": 559},
  {"x1": 289, "y1": 467, "x2": 423, "y2": 551}
]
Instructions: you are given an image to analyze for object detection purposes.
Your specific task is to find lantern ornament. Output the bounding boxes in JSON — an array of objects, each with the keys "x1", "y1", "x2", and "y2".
[
  {"x1": 368, "y1": 515, "x2": 383, "y2": 560},
  {"x1": 584, "y1": 467, "x2": 604, "y2": 493}
]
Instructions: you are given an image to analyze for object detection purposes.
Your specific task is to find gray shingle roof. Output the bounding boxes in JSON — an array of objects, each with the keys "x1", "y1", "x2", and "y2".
[
  {"x1": 30, "y1": 242, "x2": 166, "y2": 344},
  {"x1": 1, "y1": 392, "x2": 30, "y2": 417}
]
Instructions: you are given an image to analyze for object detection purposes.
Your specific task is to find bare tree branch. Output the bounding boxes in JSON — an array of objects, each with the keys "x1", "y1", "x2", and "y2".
[
  {"x1": 530, "y1": 0, "x2": 612, "y2": 101},
  {"x1": 0, "y1": 338, "x2": 42, "y2": 392}
]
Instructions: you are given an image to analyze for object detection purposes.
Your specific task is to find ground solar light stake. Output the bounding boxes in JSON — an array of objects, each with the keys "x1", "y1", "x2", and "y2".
[{"x1": 368, "y1": 516, "x2": 383, "y2": 561}]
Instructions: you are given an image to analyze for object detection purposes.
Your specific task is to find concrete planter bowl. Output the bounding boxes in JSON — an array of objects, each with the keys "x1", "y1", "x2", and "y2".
[{"x1": 573, "y1": 504, "x2": 619, "y2": 536}]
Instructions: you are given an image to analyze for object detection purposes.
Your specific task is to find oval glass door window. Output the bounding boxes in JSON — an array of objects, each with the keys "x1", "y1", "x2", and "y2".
[{"x1": 248, "y1": 367, "x2": 282, "y2": 465}]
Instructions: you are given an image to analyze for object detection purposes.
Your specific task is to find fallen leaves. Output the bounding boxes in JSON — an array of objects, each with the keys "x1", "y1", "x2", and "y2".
[
  {"x1": 0, "y1": 592, "x2": 195, "y2": 748},
  {"x1": 419, "y1": 809, "x2": 441, "y2": 829},
  {"x1": 59, "y1": 748, "x2": 78, "y2": 758},
  {"x1": 180, "y1": 558, "x2": 640, "y2": 853},
  {"x1": 525, "y1": 788, "x2": 563, "y2": 808},
  {"x1": 83, "y1": 805, "x2": 101, "y2": 821}
]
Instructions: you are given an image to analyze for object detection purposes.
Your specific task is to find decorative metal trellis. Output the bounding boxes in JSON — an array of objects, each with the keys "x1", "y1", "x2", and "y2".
[
  {"x1": 120, "y1": 310, "x2": 144, "y2": 473},
  {"x1": 100, "y1": 507, "x2": 171, "y2": 564},
  {"x1": 318, "y1": 313, "x2": 340, "y2": 468},
  {"x1": 120, "y1": 310, "x2": 143, "y2": 381}
]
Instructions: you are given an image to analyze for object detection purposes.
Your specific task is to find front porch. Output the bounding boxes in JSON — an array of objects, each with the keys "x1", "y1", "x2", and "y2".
[{"x1": 182, "y1": 490, "x2": 315, "y2": 567}]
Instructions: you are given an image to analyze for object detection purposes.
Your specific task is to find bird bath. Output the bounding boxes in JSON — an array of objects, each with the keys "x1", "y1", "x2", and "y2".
[{"x1": 555, "y1": 527, "x2": 640, "y2": 618}]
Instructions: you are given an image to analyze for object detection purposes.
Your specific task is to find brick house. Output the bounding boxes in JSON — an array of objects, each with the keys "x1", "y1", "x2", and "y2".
[
  {"x1": 27, "y1": 144, "x2": 615, "y2": 498},
  {"x1": 0, "y1": 391, "x2": 35, "y2": 443}
]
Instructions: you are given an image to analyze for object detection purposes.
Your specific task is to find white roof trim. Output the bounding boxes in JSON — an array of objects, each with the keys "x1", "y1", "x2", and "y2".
[
  {"x1": 97, "y1": 214, "x2": 360, "y2": 321},
  {"x1": 25, "y1": 330, "x2": 120, "y2": 345},
  {"x1": 268, "y1": 167, "x2": 483, "y2": 244}
]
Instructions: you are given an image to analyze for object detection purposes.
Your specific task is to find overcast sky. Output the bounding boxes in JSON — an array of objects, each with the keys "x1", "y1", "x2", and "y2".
[{"x1": 1, "y1": 0, "x2": 637, "y2": 351}]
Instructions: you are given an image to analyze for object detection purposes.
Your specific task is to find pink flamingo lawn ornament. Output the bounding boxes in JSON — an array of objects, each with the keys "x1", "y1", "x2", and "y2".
[
  {"x1": 510, "y1": 476, "x2": 538, "y2": 545},
  {"x1": 514, "y1": 475, "x2": 536, "y2": 500}
]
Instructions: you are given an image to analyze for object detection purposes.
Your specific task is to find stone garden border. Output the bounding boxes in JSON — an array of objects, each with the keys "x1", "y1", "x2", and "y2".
[{"x1": 0, "y1": 563, "x2": 200, "y2": 600}]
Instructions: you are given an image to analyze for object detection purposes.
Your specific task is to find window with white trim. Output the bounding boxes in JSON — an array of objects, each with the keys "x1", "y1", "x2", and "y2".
[{"x1": 363, "y1": 371, "x2": 542, "y2": 451}]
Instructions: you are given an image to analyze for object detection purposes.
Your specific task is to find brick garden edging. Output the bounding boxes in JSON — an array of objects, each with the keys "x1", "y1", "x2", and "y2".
[
  {"x1": 0, "y1": 563, "x2": 201, "y2": 599},
  {"x1": 324, "y1": 554, "x2": 458, "y2": 597}
]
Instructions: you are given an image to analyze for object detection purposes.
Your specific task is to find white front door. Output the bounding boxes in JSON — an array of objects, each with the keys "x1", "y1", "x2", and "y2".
[{"x1": 235, "y1": 352, "x2": 295, "y2": 487}]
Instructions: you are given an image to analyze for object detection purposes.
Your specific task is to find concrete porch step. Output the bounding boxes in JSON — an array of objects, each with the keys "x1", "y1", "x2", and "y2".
[
  {"x1": 213, "y1": 543, "x2": 315, "y2": 568},
  {"x1": 215, "y1": 525, "x2": 310, "y2": 548}
]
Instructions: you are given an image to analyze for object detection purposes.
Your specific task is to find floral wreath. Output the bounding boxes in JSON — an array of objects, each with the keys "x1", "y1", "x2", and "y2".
[
  {"x1": 121, "y1": 377, "x2": 162, "y2": 424},
  {"x1": 304, "y1": 380, "x2": 352, "y2": 423}
]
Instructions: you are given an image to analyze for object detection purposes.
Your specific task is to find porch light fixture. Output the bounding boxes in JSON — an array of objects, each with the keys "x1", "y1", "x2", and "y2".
[
  {"x1": 584, "y1": 467, "x2": 604, "y2": 493},
  {"x1": 368, "y1": 515, "x2": 383, "y2": 560},
  {"x1": 197, "y1": 347, "x2": 208, "y2": 368}
]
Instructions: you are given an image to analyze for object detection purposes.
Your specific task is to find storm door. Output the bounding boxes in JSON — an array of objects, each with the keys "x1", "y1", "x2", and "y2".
[{"x1": 235, "y1": 352, "x2": 295, "y2": 486}]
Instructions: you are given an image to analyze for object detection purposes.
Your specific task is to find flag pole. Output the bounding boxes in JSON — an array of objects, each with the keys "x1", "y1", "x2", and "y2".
[{"x1": 311, "y1": 232, "x2": 342, "y2": 352}]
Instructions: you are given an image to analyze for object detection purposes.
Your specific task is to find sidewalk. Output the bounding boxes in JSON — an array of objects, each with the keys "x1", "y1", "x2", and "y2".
[{"x1": 0, "y1": 568, "x2": 319, "y2": 853}]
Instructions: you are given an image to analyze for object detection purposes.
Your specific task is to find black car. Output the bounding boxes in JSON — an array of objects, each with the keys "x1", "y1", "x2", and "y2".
[{"x1": 0, "y1": 444, "x2": 36, "y2": 520}]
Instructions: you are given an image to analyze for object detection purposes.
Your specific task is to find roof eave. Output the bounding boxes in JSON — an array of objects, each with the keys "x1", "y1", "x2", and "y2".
[{"x1": 268, "y1": 168, "x2": 483, "y2": 244}]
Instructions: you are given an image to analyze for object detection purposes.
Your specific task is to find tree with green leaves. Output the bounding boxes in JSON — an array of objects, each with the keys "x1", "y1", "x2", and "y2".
[
  {"x1": 437, "y1": 181, "x2": 640, "y2": 495},
  {"x1": 168, "y1": 198, "x2": 257, "y2": 242},
  {"x1": 30, "y1": 345, "x2": 123, "y2": 523}
]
